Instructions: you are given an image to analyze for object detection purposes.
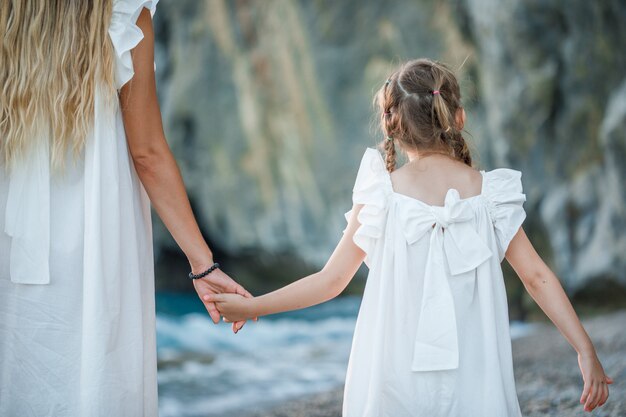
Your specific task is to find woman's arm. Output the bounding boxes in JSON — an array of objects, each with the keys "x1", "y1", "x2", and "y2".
[
  {"x1": 206, "y1": 205, "x2": 367, "y2": 320},
  {"x1": 505, "y1": 227, "x2": 612, "y2": 412},
  {"x1": 120, "y1": 9, "x2": 250, "y2": 328}
]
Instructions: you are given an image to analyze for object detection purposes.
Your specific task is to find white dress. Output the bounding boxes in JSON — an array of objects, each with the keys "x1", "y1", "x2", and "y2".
[
  {"x1": 342, "y1": 148, "x2": 527, "y2": 417},
  {"x1": 0, "y1": 1, "x2": 159, "y2": 416}
]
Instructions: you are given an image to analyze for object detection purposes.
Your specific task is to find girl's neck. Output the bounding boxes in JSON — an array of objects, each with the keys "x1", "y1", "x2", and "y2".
[{"x1": 406, "y1": 148, "x2": 452, "y2": 163}]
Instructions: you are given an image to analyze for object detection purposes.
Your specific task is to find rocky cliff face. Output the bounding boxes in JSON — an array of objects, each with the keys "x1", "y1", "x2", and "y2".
[{"x1": 152, "y1": 0, "x2": 626, "y2": 296}]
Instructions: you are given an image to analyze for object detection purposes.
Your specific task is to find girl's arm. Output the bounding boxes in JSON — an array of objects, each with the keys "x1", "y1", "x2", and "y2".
[
  {"x1": 120, "y1": 9, "x2": 251, "y2": 328},
  {"x1": 505, "y1": 227, "x2": 613, "y2": 412},
  {"x1": 206, "y1": 205, "x2": 367, "y2": 320}
]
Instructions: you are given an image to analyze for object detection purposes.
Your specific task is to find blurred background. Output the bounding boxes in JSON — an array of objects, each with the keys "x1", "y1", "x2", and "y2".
[{"x1": 149, "y1": 1, "x2": 626, "y2": 416}]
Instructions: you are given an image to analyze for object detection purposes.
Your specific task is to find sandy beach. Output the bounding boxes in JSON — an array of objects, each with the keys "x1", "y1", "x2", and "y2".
[{"x1": 241, "y1": 309, "x2": 626, "y2": 417}]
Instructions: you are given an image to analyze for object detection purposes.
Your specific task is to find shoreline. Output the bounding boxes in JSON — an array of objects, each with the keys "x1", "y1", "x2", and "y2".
[{"x1": 237, "y1": 309, "x2": 626, "y2": 417}]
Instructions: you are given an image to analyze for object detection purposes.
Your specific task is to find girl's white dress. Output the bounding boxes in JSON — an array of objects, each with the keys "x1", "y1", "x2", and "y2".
[
  {"x1": 343, "y1": 148, "x2": 526, "y2": 417},
  {"x1": 0, "y1": 1, "x2": 159, "y2": 416}
]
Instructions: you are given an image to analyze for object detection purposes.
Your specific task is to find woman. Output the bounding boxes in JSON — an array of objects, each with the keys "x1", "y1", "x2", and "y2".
[{"x1": 0, "y1": 1, "x2": 248, "y2": 415}]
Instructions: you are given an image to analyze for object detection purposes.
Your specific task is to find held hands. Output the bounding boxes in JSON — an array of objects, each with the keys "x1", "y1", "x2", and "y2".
[
  {"x1": 204, "y1": 293, "x2": 257, "y2": 323},
  {"x1": 192, "y1": 267, "x2": 254, "y2": 333},
  {"x1": 578, "y1": 351, "x2": 613, "y2": 412}
]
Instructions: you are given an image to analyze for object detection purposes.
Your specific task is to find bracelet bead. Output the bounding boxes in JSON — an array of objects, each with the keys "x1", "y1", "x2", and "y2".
[{"x1": 188, "y1": 262, "x2": 220, "y2": 279}]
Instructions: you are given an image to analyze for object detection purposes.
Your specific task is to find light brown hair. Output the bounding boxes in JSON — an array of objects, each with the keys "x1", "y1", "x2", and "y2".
[
  {"x1": 374, "y1": 58, "x2": 472, "y2": 172},
  {"x1": 0, "y1": 0, "x2": 116, "y2": 169}
]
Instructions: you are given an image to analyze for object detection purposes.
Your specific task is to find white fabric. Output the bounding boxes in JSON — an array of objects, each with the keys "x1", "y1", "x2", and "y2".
[
  {"x1": 1, "y1": 1, "x2": 159, "y2": 416},
  {"x1": 342, "y1": 148, "x2": 526, "y2": 417},
  {"x1": 4, "y1": 132, "x2": 50, "y2": 284},
  {"x1": 110, "y1": 0, "x2": 159, "y2": 89}
]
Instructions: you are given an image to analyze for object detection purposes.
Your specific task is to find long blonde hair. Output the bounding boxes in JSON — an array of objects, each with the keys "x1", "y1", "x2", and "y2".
[{"x1": 0, "y1": 0, "x2": 116, "y2": 168}]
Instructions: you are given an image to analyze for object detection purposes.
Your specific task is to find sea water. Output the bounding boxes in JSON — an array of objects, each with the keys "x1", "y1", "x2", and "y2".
[{"x1": 156, "y1": 293, "x2": 536, "y2": 417}]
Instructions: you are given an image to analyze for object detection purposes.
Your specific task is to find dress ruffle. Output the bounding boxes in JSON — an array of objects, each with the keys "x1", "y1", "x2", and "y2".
[
  {"x1": 344, "y1": 148, "x2": 393, "y2": 266},
  {"x1": 482, "y1": 168, "x2": 527, "y2": 260},
  {"x1": 109, "y1": 0, "x2": 159, "y2": 89}
]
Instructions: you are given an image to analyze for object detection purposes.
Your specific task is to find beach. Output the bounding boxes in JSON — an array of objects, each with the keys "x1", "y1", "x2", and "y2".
[{"x1": 241, "y1": 309, "x2": 626, "y2": 417}]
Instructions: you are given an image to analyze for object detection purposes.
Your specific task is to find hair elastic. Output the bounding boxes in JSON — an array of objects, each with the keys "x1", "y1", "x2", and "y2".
[
  {"x1": 386, "y1": 136, "x2": 393, "y2": 142},
  {"x1": 432, "y1": 90, "x2": 440, "y2": 95},
  {"x1": 385, "y1": 79, "x2": 391, "y2": 85}
]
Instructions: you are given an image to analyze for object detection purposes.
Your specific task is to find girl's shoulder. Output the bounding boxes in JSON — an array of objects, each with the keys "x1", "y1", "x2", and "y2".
[
  {"x1": 480, "y1": 167, "x2": 525, "y2": 203},
  {"x1": 350, "y1": 147, "x2": 393, "y2": 196},
  {"x1": 480, "y1": 167, "x2": 527, "y2": 260}
]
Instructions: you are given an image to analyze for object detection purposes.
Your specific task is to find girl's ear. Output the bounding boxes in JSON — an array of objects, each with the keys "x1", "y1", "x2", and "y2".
[{"x1": 455, "y1": 108, "x2": 466, "y2": 130}]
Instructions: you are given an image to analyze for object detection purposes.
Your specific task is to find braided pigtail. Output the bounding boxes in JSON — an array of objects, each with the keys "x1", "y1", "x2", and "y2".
[
  {"x1": 375, "y1": 75, "x2": 401, "y2": 172},
  {"x1": 431, "y1": 82, "x2": 472, "y2": 166},
  {"x1": 448, "y1": 131, "x2": 472, "y2": 166},
  {"x1": 383, "y1": 134, "x2": 396, "y2": 173},
  {"x1": 430, "y1": 61, "x2": 472, "y2": 166}
]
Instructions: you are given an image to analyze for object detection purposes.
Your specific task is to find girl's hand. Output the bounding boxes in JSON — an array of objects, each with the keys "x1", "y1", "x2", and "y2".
[
  {"x1": 205, "y1": 293, "x2": 257, "y2": 324},
  {"x1": 578, "y1": 351, "x2": 613, "y2": 412}
]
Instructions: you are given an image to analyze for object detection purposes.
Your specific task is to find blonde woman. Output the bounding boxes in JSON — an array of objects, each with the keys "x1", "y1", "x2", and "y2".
[{"x1": 0, "y1": 1, "x2": 250, "y2": 415}]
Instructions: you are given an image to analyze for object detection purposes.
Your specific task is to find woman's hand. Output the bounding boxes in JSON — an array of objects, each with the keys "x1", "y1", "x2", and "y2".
[
  {"x1": 204, "y1": 293, "x2": 257, "y2": 323},
  {"x1": 578, "y1": 351, "x2": 613, "y2": 412}
]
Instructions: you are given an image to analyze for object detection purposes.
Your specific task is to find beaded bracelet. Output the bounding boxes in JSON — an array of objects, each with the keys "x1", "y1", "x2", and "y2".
[{"x1": 188, "y1": 262, "x2": 220, "y2": 280}]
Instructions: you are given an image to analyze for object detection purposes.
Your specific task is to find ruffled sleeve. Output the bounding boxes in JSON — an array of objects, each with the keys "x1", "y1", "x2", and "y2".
[
  {"x1": 109, "y1": 0, "x2": 159, "y2": 89},
  {"x1": 483, "y1": 168, "x2": 527, "y2": 260},
  {"x1": 344, "y1": 148, "x2": 393, "y2": 266}
]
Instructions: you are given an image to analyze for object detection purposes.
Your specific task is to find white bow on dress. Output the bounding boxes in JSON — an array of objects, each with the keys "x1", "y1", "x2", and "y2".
[{"x1": 399, "y1": 188, "x2": 493, "y2": 372}]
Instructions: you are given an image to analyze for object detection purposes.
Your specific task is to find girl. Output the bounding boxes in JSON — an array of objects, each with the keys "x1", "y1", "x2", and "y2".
[
  {"x1": 206, "y1": 58, "x2": 613, "y2": 416},
  {"x1": 0, "y1": 1, "x2": 250, "y2": 416}
]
